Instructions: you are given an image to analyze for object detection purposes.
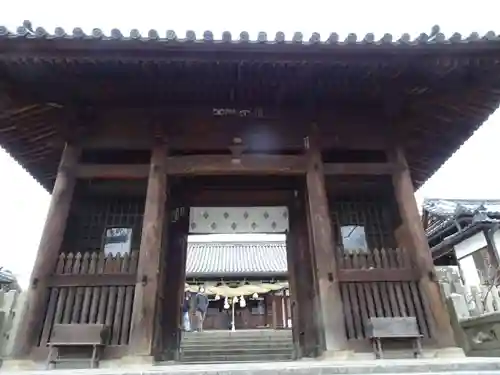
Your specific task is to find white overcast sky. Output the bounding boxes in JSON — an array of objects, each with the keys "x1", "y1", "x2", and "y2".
[{"x1": 1, "y1": 0, "x2": 500, "y2": 288}]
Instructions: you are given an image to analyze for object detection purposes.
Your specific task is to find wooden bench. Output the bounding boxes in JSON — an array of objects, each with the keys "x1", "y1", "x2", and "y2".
[
  {"x1": 366, "y1": 317, "x2": 423, "y2": 359},
  {"x1": 46, "y1": 324, "x2": 110, "y2": 369}
]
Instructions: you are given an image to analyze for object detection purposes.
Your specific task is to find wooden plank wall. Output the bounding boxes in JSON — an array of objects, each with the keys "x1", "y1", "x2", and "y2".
[
  {"x1": 39, "y1": 251, "x2": 138, "y2": 347},
  {"x1": 339, "y1": 248, "x2": 431, "y2": 340}
]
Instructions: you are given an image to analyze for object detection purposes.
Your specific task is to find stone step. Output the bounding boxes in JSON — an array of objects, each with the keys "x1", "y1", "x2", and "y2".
[
  {"x1": 181, "y1": 337, "x2": 293, "y2": 345},
  {"x1": 181, "y1": 347, "x2": 293, "y2": 357},
  {"x1": 181, "y1": 342, "x2": 294, "y2": 350},
  {"x1": 180, "y1": 352, "x2": 293, "y2": 363},
  {"x1": 182, "y1": 333, "x2": 292, "y2": 342},
  {"x1": 182, "y1": 331, "x2": 292, "y2": 338}
]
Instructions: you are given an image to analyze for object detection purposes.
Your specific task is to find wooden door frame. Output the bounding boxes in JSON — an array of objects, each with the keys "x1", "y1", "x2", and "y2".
[{"x1": 156, "y1": 176, "x2": 309, "y2": 359}]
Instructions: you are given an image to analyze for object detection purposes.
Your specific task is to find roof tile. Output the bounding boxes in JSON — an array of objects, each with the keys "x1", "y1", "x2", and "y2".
[
  {"x1": 186, "y1": 241, "x2": 287, "y2": 277},
  {"x1": 1, "y1": 22, "x2": 499, "y2": 47},
  {"x1": 0, "y1": 268, "x2": 15, "y2": 284},
  {"x1": 424, "y1": 198, "x2": 500, "y2": 237}
]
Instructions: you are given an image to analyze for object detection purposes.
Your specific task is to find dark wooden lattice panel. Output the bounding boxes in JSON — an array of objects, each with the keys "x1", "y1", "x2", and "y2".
[
  {"x1": 39, "y1": 252, "x2": 138, "y2": 347},
  {"x1": 330, "y1": 199, "x2": 397, "y2": 251},
  {"x1": 338, "y1": 248, "x2": 431, "y2": 341},
  {"x1": 62, "y1": 196, "x2": 145, "y2": 253}
]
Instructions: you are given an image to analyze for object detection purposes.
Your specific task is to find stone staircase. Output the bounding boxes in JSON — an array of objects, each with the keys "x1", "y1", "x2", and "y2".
[{"x1": 179, "y1": 329, "x2": 294, "y2": 363}]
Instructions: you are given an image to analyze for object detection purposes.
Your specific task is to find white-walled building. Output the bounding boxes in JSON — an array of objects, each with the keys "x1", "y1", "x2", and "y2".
[{"x1": 423, "y1": 198, "x2": 500, "y2": 286}]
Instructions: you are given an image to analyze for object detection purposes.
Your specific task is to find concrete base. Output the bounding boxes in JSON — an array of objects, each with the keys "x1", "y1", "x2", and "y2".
[
  {"x1": 3, "y1": 357, "x2": 500, "y2": 374},
  {"x1": 432, "y1": 347, "x2": 466, "y2": 358},
  {"x1": 101, "y1": 355, "x2": 155, "y2": 368},
  {"x1": 318, "y1": 350, "x2": 355, "y2": 360},
  {"x1": 0, "y1": 359, "x2": 40, "y2": 371}
]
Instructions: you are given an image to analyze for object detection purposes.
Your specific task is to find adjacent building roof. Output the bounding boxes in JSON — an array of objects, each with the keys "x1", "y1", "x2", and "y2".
[
  {"x1": 424, "y1": 198, "x2": 500, "y2": 237},
  {"x1": 423, "y1": 198, "x2": 500, "y2": 218},
  {"x1": 185, "y1": 241, "x2": 287, "y2": 277},
  {"x1": 423, "y1": 198, "x2": 500, "y2": 259},
  {"x1": 0, "y1": 268, "x2": 15, "y2": 284}
]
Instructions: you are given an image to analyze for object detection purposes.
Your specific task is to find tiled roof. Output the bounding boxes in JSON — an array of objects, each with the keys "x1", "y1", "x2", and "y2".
[
  {"x1": 423, "y1": 198, "x2": 500, "y2": 217},
  {"x1": 0, "y1": 268, "x2": 15, "y2": 284},
  {"x1": 423, "y1": 198, "x2": 500, "y2": 238},
  {"x1": 186, "y1": 241, "x2": 287, "y2": 277},
  {"x1": 1, "y1": 21, "x2": 499, "y2": 47}
]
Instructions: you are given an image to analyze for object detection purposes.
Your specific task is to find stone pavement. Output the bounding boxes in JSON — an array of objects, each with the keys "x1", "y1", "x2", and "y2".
[{"x1": 4, "y1": 357, "x2": 500, "y2": 375}]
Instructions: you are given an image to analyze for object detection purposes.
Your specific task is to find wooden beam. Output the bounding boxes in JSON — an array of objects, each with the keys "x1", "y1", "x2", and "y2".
[
  {"x1": 323, "y1": 162, "x2": 395, "y2": 175},
  {"x1": 166, "y1": 155, "x2": 306, "y2": 175},
  {"x1": 76, "y1": 164, "x2": 149, "y2": 179},
  {"x1": 47, "y1": 274, "x2": 136, "y2": 287},
  {"x1": 80, "y1": 109, "x2": 390, "y2": 152},
  {"x1": 76, "y1": 155, "x2": 306, "y2": 178},
  {"x1": 76, "y1": 160, "x2": 395, "y2": 179},
  {"x1": 338, "y1": 268, "x2": 420, "y2": 282},
  {"x1": 188, "y1": 189, "x2": 294, "y2": 207}
]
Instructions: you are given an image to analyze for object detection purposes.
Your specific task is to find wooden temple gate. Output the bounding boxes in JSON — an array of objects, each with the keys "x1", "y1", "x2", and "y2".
[
  {"x1": 15, "y1": 148, "x2": 453, "y2": 362},
  {"x1": 3, "y1": 23, "x2": 492, "y2": 364}
]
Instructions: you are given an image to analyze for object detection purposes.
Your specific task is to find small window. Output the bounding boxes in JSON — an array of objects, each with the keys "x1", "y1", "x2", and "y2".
[
  {"x1": 103, "y1": 227, "x2": 132, "y2": 255},
  {"x1": 340, "y1": 225, "x2": 368, "y2": 253}
]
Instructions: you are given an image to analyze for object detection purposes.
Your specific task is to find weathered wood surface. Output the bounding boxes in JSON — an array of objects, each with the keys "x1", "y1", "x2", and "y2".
[
  {"x1": 158, "y1": 203, "x2": 190, "y2": 361},
  {"x1": 367, "y1": 317, "x2": 420, "y2": 338},
  {"x1": 166, "y1": 155, "x2": 307, "y2": 175},
  {"x1": 339, "y1": 248, "x2": 430, "y2": 341},
  {"x1": 390, "y1": 146, "x2": 455, "y2": 348},
  {"x1": 47, "y1": 323, "x2": 109, "y2": 369},
  {"x1": 129, "y1": 143, "x2": 168, "y2": 356},
  {"x1": 305, "y1": 129, "x2": 347, "y2": 352},
  {"x1": 49, "y1": 323, "x2": 109, "y2": 345},
  {"x1": 13, "y1": 143, "x2": 80, "y2": 358},
  {"x1": 286, "y1": 198, "x2": 303, "y2": 357},
  {"x1": 323, "y1": 162, "x2": 396, "y2": 175},
  {"x1": 367, "y1": 316, "x2": 423, "y2": 359},
  {"x1": 76, "y1": 161, "x2": 396, "y2": 179},
  {"x1": 76, "y1": 164, "x2": 149, "y2": 179},
  {"x1": 40, "y1": 252, "x2": 138, "y2": 348}
]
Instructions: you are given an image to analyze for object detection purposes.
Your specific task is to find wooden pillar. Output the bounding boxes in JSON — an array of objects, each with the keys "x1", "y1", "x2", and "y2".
[
  {"x1": 389, "y1": 146, "x2": 456, "y2": 348},
  {"x1": 271, "y1": 297, "x2": 278, "y2": 329},
  {"x1": 286, "y1": 200, "x2": 301, "y2": 355},
  {"x1": 304, "y1": 131, "x2": 347, "y2": 352},
  {"x1": 129, "y1": 143, "x2": 168, "y2": 356},
  {"x1": 13, "y1": 143, "x2": 80, "y2": 358},
  {"x1": 299, "y1": 190, "x2": 321, "y2": 357}
]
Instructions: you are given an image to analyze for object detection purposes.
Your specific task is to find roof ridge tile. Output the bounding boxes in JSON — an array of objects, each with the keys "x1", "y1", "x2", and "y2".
[{"x1": 2, "y1": 22, "x2": 499, "y2": 46}]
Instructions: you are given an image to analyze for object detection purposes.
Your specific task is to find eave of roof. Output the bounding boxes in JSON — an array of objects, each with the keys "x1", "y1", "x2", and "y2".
[
  {"x1": 2, "y1": 23, "x2": 500, "y2": 191},
  {"x1": 431, "y1": 221, "x2": 498, "y2": 260}
]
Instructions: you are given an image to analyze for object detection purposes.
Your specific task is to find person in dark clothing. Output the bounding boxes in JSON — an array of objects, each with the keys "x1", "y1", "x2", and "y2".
[
  {"x1": 193, "y1": 286, "x2": 209, "y2": 332},
  {"x1": 182, "y1": 292, "x2": 191, "y2": 331}
]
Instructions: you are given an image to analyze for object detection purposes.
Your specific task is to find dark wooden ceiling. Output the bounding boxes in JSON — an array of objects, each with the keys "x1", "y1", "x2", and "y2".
[{"x1": 1, "y1": 25, "x2": 500, "y2": 191}]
